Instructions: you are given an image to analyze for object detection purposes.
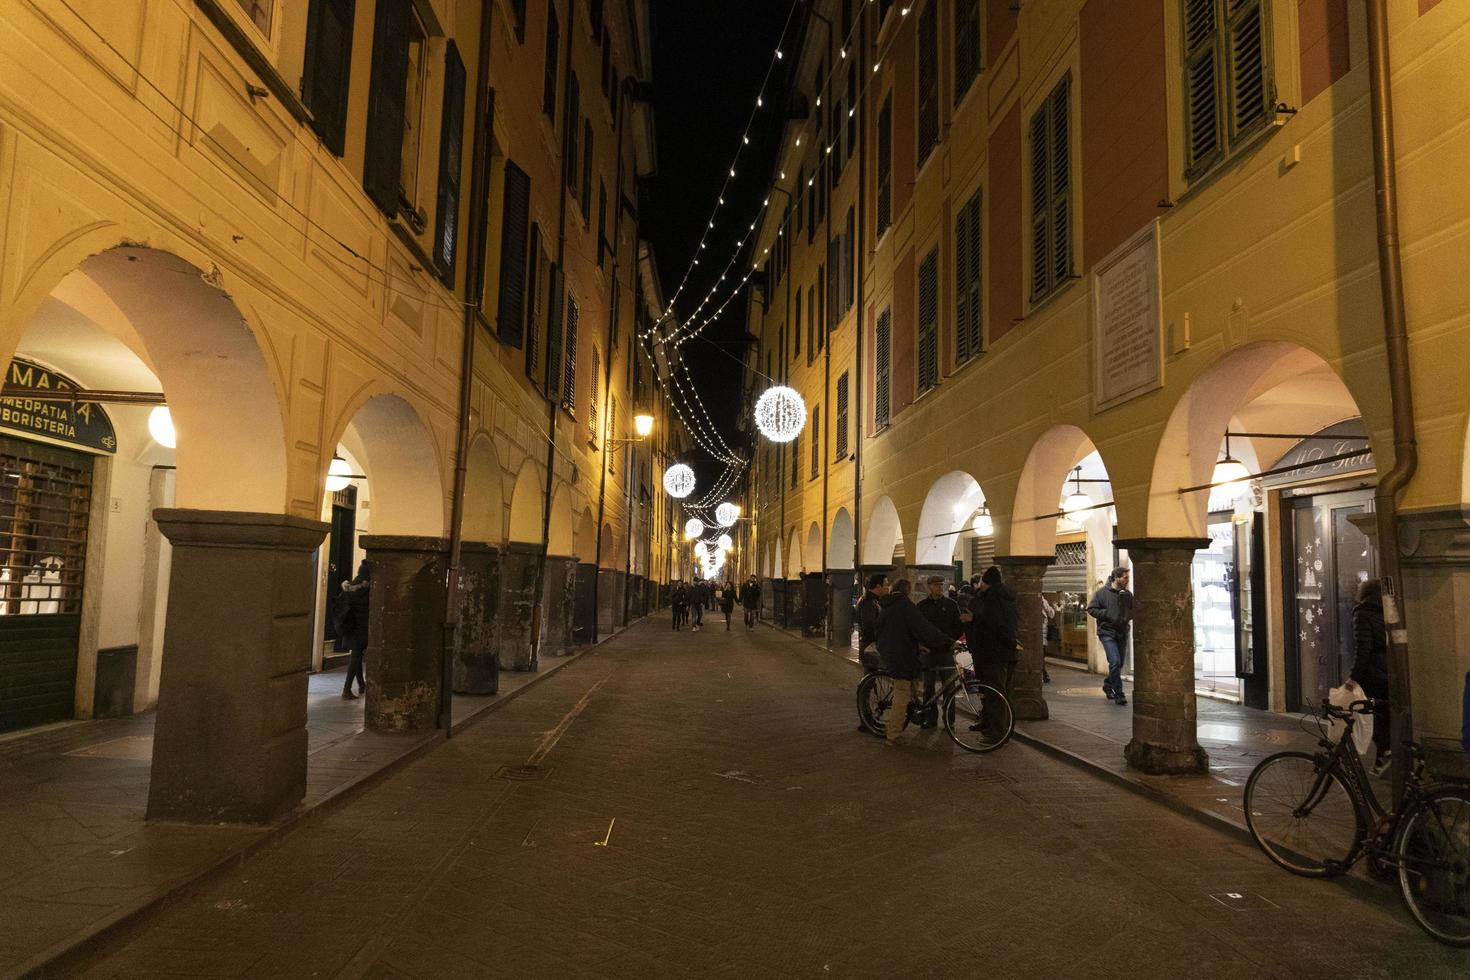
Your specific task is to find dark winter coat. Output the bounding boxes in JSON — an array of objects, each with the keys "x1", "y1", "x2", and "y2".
[
  {"x1": 855, "y1": 592, "x2": 883, "y2": 650},
  {"x1": 1086, "y1": 585, "x2": 1133, "y2": 641},
  {"x1": 739, "y1": 582, "x2": 761, "y2": 609},
  {"x1": 333, "y1": 579, "x2": 370, "y2": 649},
  {"x1": 916, "y1": 594, "x2": 964, "y2": 643},
  {"x1": 967, "y1": 583, "x2": 1020, "y2": 664},
  {"x1": 1350, "y1": 599, "x2": 1390, "y2": 695},
  {"x1": 875, "y1": 593, "x2": 954, "y2": 680}
]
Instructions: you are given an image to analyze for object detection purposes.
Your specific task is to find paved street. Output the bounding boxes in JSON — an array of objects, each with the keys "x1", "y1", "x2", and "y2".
[{"x1": 70, "y1": 615, "x2": 1467, "y2": 979}]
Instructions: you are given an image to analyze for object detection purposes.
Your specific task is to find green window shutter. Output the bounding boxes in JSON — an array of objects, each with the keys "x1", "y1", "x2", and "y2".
[
  {"x1": 1182, "y1": 0, "x2": 1221, "y2": 177},
  {"x1": 495, "y1": 161, "x2": 531, "y2": 348},
  {"x1": 302, "y1": 0, "x2": 355, "y2": 157},
  {"x1": 875, "y1": 309, "x2": 891, "y2": 429},
  {"x1": 917, "y1": 1, "x2": 939, "y2": 166},
  {"x1": 917, "y1": 248, "x2": 939, "y2": 393},
  {"x1": 835, "y1": 371, "x2": 849, "y2": 460},
  {"x1": 433, "y1": 41, "x2": 466, "y2": 288},
  {"x1": 362, "y1": 0, "x2": 411, "y2": 217},
  {"x1": 1227, "y1": 0, "x2": 1270, "y2": 141},
  {"x1": 1049, "y1": 78, "x2": 1072, "y2": 290}
]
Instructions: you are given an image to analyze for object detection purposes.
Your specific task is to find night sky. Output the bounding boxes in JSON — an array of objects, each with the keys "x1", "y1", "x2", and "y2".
[{"x1": 645, "y1": 0, "x2": 795, "y2": 495}]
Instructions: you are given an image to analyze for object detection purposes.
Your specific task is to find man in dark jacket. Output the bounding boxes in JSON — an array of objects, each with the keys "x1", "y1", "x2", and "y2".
[
  {"x1": 1087, "y1": 566, "x2": 1133, "y2": 706},
  {"x1": 1350, "y1": 579, "x2": 1391, "y2": 774},
  {"x1": 333, "y1": 560, "x2": 370, "y2": 701},
  {"x1": 962, "y1": 566, "x2": 1019, "y2": 739},
  {"x1": 875, "y1": 579, "x2": 955, "y2": 745},
  {"x1": 916, "y1": 575, "x2": 964, "y2": 728},
  {"x1": 739, "y1": 576, "x2": 761, "y2": 627}
]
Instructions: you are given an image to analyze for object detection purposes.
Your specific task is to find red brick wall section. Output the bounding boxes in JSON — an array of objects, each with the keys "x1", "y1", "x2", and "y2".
[
  {"x1": 987, "y1": 103, "x2": 1022, "y2": 343},
  {"x1": 891, "y1": 248, "x2": 917, "y2": 417},
  {"x1": 1298, "y1": 0, "x2": 1353, "y2": 105},
  {"x1": 987, "y1": 0, "x2": 1018, "y2": 66},
  {"x1": 1080, "y1": 0, "x2": 1169, "y2": 272}
]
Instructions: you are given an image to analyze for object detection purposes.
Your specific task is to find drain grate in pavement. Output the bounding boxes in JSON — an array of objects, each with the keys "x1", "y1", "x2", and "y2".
[{"x1": 494, "y1": 765, "x2": 553, "y2": 781}]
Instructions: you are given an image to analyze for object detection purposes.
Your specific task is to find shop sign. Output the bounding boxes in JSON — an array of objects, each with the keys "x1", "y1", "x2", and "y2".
[
  {"x1": 1, "y1": 358, "x2": 117, "y2": 454},
  {"x1": 1092, "y1": 221, "x2": 1164, "y2": 411},
  {"x1": 1261, "y1": 419, "x2": 1374, "y2": 489}
]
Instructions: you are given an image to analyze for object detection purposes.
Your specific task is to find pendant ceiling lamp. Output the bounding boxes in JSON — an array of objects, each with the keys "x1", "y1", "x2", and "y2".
[
  {"x1": 663, "y1": 463, "x2": 696, "y2": 499},
  {"x1": 753, "y1": 386, "x2": 806, "y2": 443}
]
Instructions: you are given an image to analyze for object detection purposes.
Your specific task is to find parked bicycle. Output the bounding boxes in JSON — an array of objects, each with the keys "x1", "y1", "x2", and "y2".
[
  {"x1": 1244, "y1": 698, "x2": 1470, "y2": 946},
  {"x1": 856, "y1": 651, "x2": 1014, "y2": 753}
]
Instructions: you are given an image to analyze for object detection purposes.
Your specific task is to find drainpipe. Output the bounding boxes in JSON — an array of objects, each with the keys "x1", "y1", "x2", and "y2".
[
  {"x1": 439, "y1": 1, "x2": 496, "y2": 732},
  {"x1": 1365, "y1": 0, "x2": 1418, "y2": 805}
]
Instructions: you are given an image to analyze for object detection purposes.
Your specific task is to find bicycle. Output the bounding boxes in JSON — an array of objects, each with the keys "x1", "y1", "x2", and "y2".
[
  {"x1": 856, "y1": 650, "x2": 1014, "y2": 753},
  {"x1": 1244, "y1": 699, "x2": 1470, "y2": 946}
]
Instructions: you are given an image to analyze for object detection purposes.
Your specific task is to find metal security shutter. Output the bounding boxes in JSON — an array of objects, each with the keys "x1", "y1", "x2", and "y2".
[
  {"x1": 302, "y1": 0, "x2": 355, "y2": 157},
  {"x1": 876, "y1": 96, "x2": 892, "y2": 237},
  {"x1": 362, "y1": 0, "x2": 412, "y2": 217},
  {"x1": 496, "y1": 161, "x2": 532, "y2": 347},
  {"x1": 1, "y1": 437, "x2": 92, "y2": 732},
  {"x1": 433, "y1": 41, "x2": 466, "y2": 288},
  {"x1": 917, "y1": 1, "x2": 939, "y2": 167},
  {"x1": 954, "y1": 0, "x2": 981, "y2": 105},
  {"x1": 835, "y1": 371, "x2": 849, "y2": 460},
  {"x1": 543, "y1": 3, "x2": 559, "y2": 118},
  {"x1": 955, "y1": 189, "x2": 982, "y2": 363},
  {"x1": 875, "y1": 308, "x2": 892, "y2": 429},
  {"x1": 562, "y1": 295, "x2": 579, "y2": 413},
  {"x1": 917, "y1": 248, "x2": 939, "y2": 393}
]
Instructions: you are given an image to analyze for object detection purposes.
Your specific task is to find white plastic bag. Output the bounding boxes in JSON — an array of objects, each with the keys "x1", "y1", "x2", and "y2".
[{"x1": 1329, "y1": 679, "x2": 1375, "y2": 757}]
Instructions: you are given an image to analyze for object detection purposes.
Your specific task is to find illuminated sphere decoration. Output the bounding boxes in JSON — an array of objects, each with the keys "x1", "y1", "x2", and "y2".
[
  {"x1": 684, "y1": 518, "x2": 705, "y2": 538},
  {"x1": 753, "y1": 386, "x2": 807, "y2": 443},
  {"x1": 715, "y1": 502, "x2": 740, "y2": 527},
  {"x1": 663, "y1": 463, "x2": 696, "y2": 499}
]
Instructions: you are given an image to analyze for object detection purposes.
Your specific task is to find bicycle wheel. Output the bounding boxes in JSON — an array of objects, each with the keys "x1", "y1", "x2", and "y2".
[
  {"x1": 857, "y1": 672, "x2": 894, "y2": 737},
  {"x1": 1396, "y1": 786, "x2": 1470, "y2": 946},
  {"x1": 943, "y1": 682, "x2": 1012, "y2": 753},
  {"x1": 1244, "y1": 751, "x2": 1363, "y2": 877}
]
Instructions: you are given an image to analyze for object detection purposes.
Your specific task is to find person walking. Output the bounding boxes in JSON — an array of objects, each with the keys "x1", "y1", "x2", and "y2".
[
  {"x1": 961, "y1": 566, "x2": 1020, "y2": 740},
  {"x1": 1350, "y1": 578, "x2": 1392, "y2": 776},
  {"x1": 916, "y1": 575, "x2": 964, "y2": 728},
  {"x1": 333, "y1": 560, "x2": 370, "y2": 701},
  {"x1": 1087, "y1": 567, "x2": 1133, "y2": 706},
  {"x1": 875, "y1": 579, "x2": 956, "y2": 746},
  {"x1": 720, "y1": 580, "x2": 736, "y2": 630},
  {"x1": 739, "y1": 575, "x2": 761, "y2": 627},
  {"x1": 671, "y1": 580, "x2": 688, "y2": 631}
]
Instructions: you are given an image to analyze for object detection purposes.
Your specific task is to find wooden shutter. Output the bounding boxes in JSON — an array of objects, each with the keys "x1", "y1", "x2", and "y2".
[
  {"x1": 433, "y1": 42, "x2": 466, "y2": 288},
  {"x1": 526, "y1": 225, "x2": 543, "y2": 382},
  {"x1": 588, "y1": 347, "x2": 600, "y2": 443},
  {"x1": 543, "y1": 3, "x2": 559, "y2": 118},
  {"x1": 1226, "y1": 0, "x2": 1270, "y2": 140},
  {"x1": 835, "y1": 371, "x2": 849, "y2": 459},
  {"x1": 917, "y1": 1, "x2": 939, "y2": 166},
  {"x1": 876, "y1": 96, "x2": 892, "y2": 236},
  {"x1": 363, "y1": 0, "x2": 411, "y2": 217},
  {"x1": 562, "y1": 296, "x2": 579, "y2": 412},
  {"x1": 302, "y1": 0, "x2": 355, "y2": 157},
  {"x1": 1049, "y1": 78, "x2": 1071, "y2": 290},
  {"x1": 955, "y1": 190, "x2": 982, "y2": 362},
  {"x1": 875, "y1": 308, "x2": 891, "y2": 429},
  {"x1": 1182, "y1": 0, "x2": 1221, "y2": 176},
  {"x1": 496, "y1": 161, "x2": 531, "y2": 347},
  {"x1": 917, "y1": 248, "x2": 939, "y2": 393},
  {"x1": 546, "y1": 264, "x2": 564, "y2": 399},
  {"x1": 581, "y1": 120, "x2": 594, "y2": 219},
  {"x1": 954, "y1": 0, "x2": 980, "y2": 105}
]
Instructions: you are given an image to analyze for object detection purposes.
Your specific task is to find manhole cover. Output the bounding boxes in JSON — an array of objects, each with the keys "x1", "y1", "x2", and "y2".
[{"x1": 494, "y1": 765, "x2": 552, "y2": 781}]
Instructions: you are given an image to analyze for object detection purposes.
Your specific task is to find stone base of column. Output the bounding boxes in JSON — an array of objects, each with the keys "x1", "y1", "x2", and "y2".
[
  {"x1": 497, "y1": 543, "x2": 542, "y2": 671},
  {"x1": 995, "y1": 556, "x2": 1054, "y2": 722},
  {"x1": 828, "y1": 569, "x2": 855, "y2": 648},
  {"x1": 453, "y1": 542, "x2": 500, "y2": 695},
  {"x1": 146, "y1": 510, "x2": 326, "y2": 825},
  {"x1": 360, "y1": 536, "x2": 449, "y2": 734},
  {"x1": 541, "y1": 556, "x2": 576, "y2": 658}
]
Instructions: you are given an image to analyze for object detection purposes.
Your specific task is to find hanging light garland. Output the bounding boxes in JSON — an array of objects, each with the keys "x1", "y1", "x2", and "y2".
[
  {"x1": 753, "y1": 386, "x2": 807, "y2": 443},
  {"x1": 715, "y1": 502, "x2": 741, "y2": 527},
  {"x1": 663, "y1": 463, "x2": 697, "y2": 499},
  {"x1": 684, "y1": 518, "x2": 705, "y2": 538}
]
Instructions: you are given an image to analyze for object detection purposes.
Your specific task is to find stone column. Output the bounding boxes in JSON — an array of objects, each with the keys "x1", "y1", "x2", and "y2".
[
  {"x1": 146, "y1": 510, "x2": 326, "y2": 825},
  {"x1": 1117, "y1": 537, "x2": 1211, "y2": 775},
  {"x1": 769, "y1": 578, "x2": 785, "y2": 625},
  {"x1": 995, "y1": 556, "x2": 1054, "y2": 721},
  {"x1": 453, "y1": 542, "x2": 500, "y2": 695},
  {"x1": 541, "y1": 556, "x2": 576, "y2": 657},
  {"x1": 360, "y1": 536, "x2": 449, "y2": 734},
  {"x1": 828, "y1": 569, "x2": 856, "y2": 649},
  {"x1": 497, "y1": 543, "x2": 541, "y2": 671}
]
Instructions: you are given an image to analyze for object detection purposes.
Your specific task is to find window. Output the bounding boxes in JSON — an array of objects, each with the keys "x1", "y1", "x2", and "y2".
[
  {"x1": 562, "y1": 295, "x2": 579, "y2": 413},
  {"x1": 234, "y1": 0, "x2": 273, "y2": 35},
  {"x1": 917, "y1": 248, "x2": 939, "y2": 393},
  {"x1": 835, "y1": 371, "x2": 849, "y2": 460},
  {"x1": 596, "y1": 181, "x2": 608, "y2": 268},
  {"x1": 581, "y1": 120, "x2": 594, "y2": 220},
  {"x1": 954, "y1": 0, "x2": 981, "y2": 104},
  {"x1": 510, "y1": 0, "x2": 527, "y2": 42},
  {"x1": 589, "y1": 347, "x2": 601, "y2": 445},
  {"x1": 917, "y1": 1, "x2": 939, "y2": 168},
  {"x1": 565, "y1": 74, "x2": 580, "y2": 193},
  {"x1": 875, "y1": 308, "x2": 891, "y2": 429},
  {"x1": 876, "y1": 94, "x2": 892, "y2": 237},
  {"x1": 543, "y1": 3, "x2": 560, "y2": 119},
  {"x1": 302, "y1": 0, "x2": 355, "y2": 157},
  {"x1": 954, "y1": 189, "x2": 982, "y2": 363},
  {"x1": 1029, "y1": 75, "x2": 1072, "y2": 303},
  {"x1": 810, "y1": 406, "x2": 820, "y2": 479},
  {"x1": 526, "y1": 225, "x2": 545, "y2": 382},
  {"x1": 1183, "y1": 0, "x2": 1272, "y2": 180},
  {"x1": 496, "y1": 161, "x2": 532, "y2": 347},
  {"x1": 432, "y1": 42, "x2": 467, "y2": 287}
]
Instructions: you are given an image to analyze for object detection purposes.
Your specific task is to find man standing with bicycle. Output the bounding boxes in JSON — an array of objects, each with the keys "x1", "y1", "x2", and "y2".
[{"x1": 875, "y1": 579, "x2": 955, "y2": 747}]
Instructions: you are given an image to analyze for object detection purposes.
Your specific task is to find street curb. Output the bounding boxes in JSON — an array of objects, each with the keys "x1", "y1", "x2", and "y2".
[{"x1": 17, "y1": 619, "x2": 639, "y2": 980}]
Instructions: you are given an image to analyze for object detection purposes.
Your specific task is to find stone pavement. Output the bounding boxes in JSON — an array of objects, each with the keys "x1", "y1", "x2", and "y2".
[
  {"x1": 0, "y1": 653, "x2": 588, "y2": 978},
  {"x1": 61, "y1": 615, "x2": 1468, "y2": 978}
]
